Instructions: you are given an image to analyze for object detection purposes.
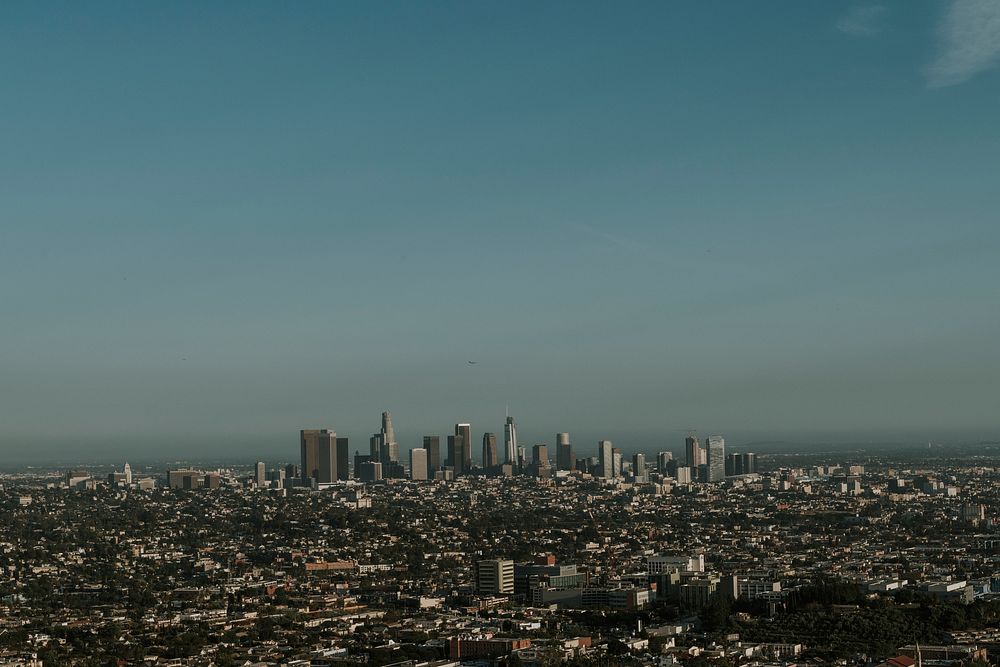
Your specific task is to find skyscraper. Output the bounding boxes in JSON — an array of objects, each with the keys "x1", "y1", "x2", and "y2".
[
  {"x1": 633, "y1": 453, "x2": 646, "y2": 479},
  {"x1": 410, "y1": 448, "x2": 428, "y2": 481},
  {"x1": 656, "y1": 451, "x2": 672, "y2": 475},
  {"x1": 598, "y1": 440, "x2": 614, "y2": 479},
  {"x1": 726, "y1": 452, "x2": 742, "y2": 476},
  {"x1": 556, "y1": 433, "x2": 574, "y2": 471},
  {"x1": 706, "y1": 435, "x2": 725, "y2": 482},
  {"x1": 354, "y1": 451, "x2": 370, "y2": 477},
  {"x1": 685, "y1": 435, "x2": 703, "y2": 469},
  {"x1": 455, "y1": 423, "x2": 472, "y2": 471},
  {"x1": 358, "y1": 460, "x2": 382, "y2": 482},
  {"x1": 370, "y1": 433, "x2": 385, "y2": 465},
  {"x1": 482, "y1": 433, "x2": 498, "y2": 470},
  {"x1": 447, "y1": 434, "x2": 464, "y2": 476},
  {"x1": 532, "y1": 444, "x2": 548, "y2": 466},
  {"x1": 504, "y1": 412, "x2": 517, "y2": 464},
  {"x1": 382, "y1": 411, "x2": 399, "y2": 464},
  {"x1": 255, "y1": 461, "x2": 266, "y2": 487},
  {"x1": 741, "y1": 452, "x2": 756, "y2": 475},
  {"x1": 612, "y1": 448, "x2": 622, "y2": 479},
  {"x1": 424, "y1": 436, "x2": 440, "y2": 477},
  {"x1": 300, "y1": 429, "x2": 334, "y2": 482},
  {"x1": 123, "y1": 462, "x2": 132, "y2": 485},
  {"x1": 317, "y1": 431, "x2": 338, "y2": 483},
  {"x1": 386, "y1": 440, "x2": 399, "y2": 465},
  {"x1": 336, "y1": 437, "x2": 350, "y2": 480}
]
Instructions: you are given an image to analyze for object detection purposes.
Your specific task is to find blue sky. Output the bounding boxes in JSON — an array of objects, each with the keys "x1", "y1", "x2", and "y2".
[{"x1": 1, "y1": 1, "x2": 999, "y2": 461}]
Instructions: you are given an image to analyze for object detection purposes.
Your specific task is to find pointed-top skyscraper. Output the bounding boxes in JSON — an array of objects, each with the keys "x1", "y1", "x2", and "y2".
[
  {"x1": 381, "y1": 411, "x2": 398, "y2": 463},
  {"x1": 503, "y1": 408, "x2": 518, "y2": 465}
]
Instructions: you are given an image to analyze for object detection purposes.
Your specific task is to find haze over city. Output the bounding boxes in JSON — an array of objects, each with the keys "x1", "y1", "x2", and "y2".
[
  {"x1": 2, "y1": 1, "x2": 999, "y2": 462},
  {"x1": 4, "y1": 5, "x2": 1000, "y2": 667}
]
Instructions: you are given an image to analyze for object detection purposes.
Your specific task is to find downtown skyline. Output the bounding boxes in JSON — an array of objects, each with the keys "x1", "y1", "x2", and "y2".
[{"x1": 1, "y1": 403, "x2": 986, "y2": 467}]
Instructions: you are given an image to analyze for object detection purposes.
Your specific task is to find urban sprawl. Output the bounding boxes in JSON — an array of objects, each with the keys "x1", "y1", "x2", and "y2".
[{"x1": 1, "y1": 412, "x2": 998, "y2": 667}]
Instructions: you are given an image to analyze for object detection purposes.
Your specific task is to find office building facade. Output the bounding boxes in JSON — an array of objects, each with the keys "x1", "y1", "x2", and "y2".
[
  {"x1": 632, "y1": 453, "x2": 646, "y2": 479},
  {"x1": 598, "y1": 440, "x2": 614, "y2": 479},
  {"x1": 370, "y1": 433, "x2": 385, "y2": 465},
  {"x1": 381, "y1": 411, "x2": 398, "y2": 463},
  {"x1": 504, "y1": 415, "x2": 518, "y2": 464},
  {"x1": 556, "y1": 432, "x2": 573, "y2": 470},
  {"x1": 657, "y1": 451, "x2": 672, "y2": 474},
  {"x1": 300, "y1": 428, "x2": 335, "y2": 483},
  {"x1": 447, "y1": 434, "x2": 465, "y2": 476},
  {"x1": 482, "y1": 432, "x2": 498, "y2": 470},
  {"x1": 455, "y1": 423, "x2": 472, "y2": 471},
  {"x1": 685, "y1": 435, "x2": 703, "y2": 469},
  {"x1": 336, "y1": 437, "x2": 350, "y2": 480},
  {"x1": 358, "y1": 460, "x2": 383, "y2": 482},
  {"x1": 476, "y1": 559, "x2": 515, "y2": 595},
  {"x1": 424, "y1": 436, "x2": 440, "y2": 477},
  {"x1": 706, "y1": 435, "x2": 725, "y2": 482},
  {"x1": 317, "y1": 432, "x2": 338, "y2": 483},
  {"x1": 532, "y1": 444, "x2": 548, "y2": 466},
  {"x1": 410, "y1": 448, "x2": 428, "y2": 481}
]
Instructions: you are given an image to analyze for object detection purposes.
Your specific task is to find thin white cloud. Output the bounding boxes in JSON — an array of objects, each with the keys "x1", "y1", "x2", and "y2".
[
  {"x1": 926, "y1": 0, "x2": 1000, "y2": 88},
  {"x1": 836, "y1": 5, "x2": 886, "y2": 37}
]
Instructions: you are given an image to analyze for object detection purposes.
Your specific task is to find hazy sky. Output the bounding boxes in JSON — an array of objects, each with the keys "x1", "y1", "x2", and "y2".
[{"x1": 2, "y1": 1, "x2": 999, "y2": 462}]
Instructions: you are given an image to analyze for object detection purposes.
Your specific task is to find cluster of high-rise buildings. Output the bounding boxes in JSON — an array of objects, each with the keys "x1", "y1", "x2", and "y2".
[
  {"x1": 298, "y1": 428, "x2": 350, "y2": 483},
  {"x1": 293, "y1": 411, "x2": 535, "y2": 485},
  {"x1": 286, "y1": 412, "x2": 753, "y2": 487},
  {"x1": 677, "y1": 434, "x2": 758, "y2": 482}
]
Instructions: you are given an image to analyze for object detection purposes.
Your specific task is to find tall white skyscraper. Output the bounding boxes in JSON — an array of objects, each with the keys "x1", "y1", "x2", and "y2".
[
  {"x1": 255, "y1": 461, "x2": 266, "y2": 487},
  {"x1": 410, "y1": 448, "x2": 428, "y2": 481},
  {"x1": 504, "y1": 412, "x2": 518, "y2": 464},
  {"x1": 381, "y1": 411, "x2": 398, "y2": 463},
  {"x1": 706, "y1": 435, "x2": 725, "y2": 482},
  {"x1": 123, "y1": 462, "x2": 132, "y2": 485}
]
